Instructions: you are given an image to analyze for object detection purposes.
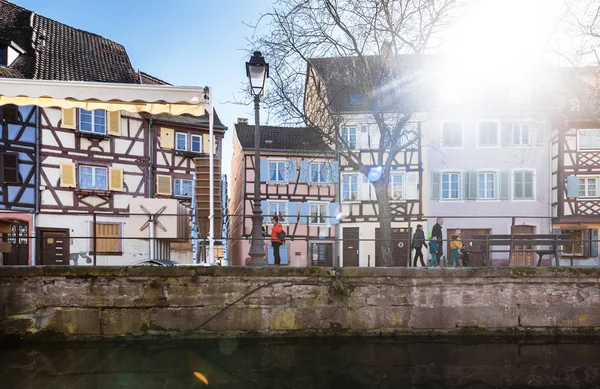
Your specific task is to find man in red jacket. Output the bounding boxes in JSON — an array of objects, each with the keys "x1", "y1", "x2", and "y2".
[{"x1": 270, "y1": 216, "x2": 283, "y2": 265}]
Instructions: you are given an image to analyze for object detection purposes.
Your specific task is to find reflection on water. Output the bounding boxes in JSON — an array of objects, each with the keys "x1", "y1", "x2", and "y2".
[{"x1": 1, "y1": 337, "x2": 600, "y2": 388}]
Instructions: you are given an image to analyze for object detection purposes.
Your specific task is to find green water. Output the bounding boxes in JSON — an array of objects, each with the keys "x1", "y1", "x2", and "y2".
[{"x1": 1, "y1": 337, "x2": 599, "y2": 388}]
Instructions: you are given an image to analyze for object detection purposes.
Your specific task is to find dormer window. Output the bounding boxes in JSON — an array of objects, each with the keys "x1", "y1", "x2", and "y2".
[
  {"x1": 349, "y1": 92, "x2": 363, "y2": 106},
  {"x1": 0, "y1": 40, "x2": 25, "y2": 67}
]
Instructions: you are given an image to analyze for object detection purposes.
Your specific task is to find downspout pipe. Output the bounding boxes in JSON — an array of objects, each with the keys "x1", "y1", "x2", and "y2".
[
  {"x1": 32, "y1": 106, "x2": 41, "y2": 265},
  {"x1": 149, "y1": 117, "x2": 154, "y2": 197}
]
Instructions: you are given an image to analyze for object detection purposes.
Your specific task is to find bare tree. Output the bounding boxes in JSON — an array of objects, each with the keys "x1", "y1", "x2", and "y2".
[{"x1": 251, "y1": 0, "x2": 461, "y2": 266}]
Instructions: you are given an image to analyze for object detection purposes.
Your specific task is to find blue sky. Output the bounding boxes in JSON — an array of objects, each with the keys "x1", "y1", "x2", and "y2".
[{"x1": 14, "y1": 0, "x2": 275, "y2": 176}]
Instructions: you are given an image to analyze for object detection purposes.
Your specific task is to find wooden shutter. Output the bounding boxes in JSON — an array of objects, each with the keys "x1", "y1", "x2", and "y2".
[
  {"x1": 286, "y1": 160, "x2": 297, "y2": 182},
  {"x1": 501, "y1": 123, "x2": 512, "y2": 146},
  {"x1": 566, "y1": 175, "x2": 579, "y2": 198},
  {"x1": 462, "y1": 171, "x2": 469, "y2": 199},
  {"x1": 590, "y1": 229, "x2": 598, "y2": 257},
  {"x1": 329, "y1": 161, "x2": 339, "y2": 183},
  {"x1": 95, "y1": 223, "x2": 120, "y2": 253},
  {"x1": 61, "y1": 108, "x2": 76, "y2": 129},
  {"x1": 299, "y1": 161, "x2": 310, "y2": 182},
  {"x1": 534, "y1": 126, "x2": 544, "y2": 145},
  {"x1": 203, "y1": 135, "x2": 217, "y2": 155},
  {"x1": 431, "y1": 172, "x2": 441, "y2": 200},
  {"x1": 60, "y1": 162, "x2": 77, "y2": 188},
  {"x1": 468, "y1": 170, "x2": 478, "y2": 199},
  {"x1": 109, "y1": 167, "x2": 124, "y2": 191},
  {"x1": 499, "y1": 171, "x2": 510, "y2": 199},
  {"x1": 1, "y1": 153, "x2": 19, "y2": 183},
  {"x1": 107, "y1": 111, "x2": 121, "y2": 136},
  {"x1": 405, "y1": 172, "x2": 418, "y2": 200},
  {"x1": 160, "y1": 127, "x2": 174, "y2": 149},
  {"x1": 260, "y1": 159, "x2": 269, "y2": 181},
  {"x1": 156, "y1": 174, "x2": 172, "y2": 195}
]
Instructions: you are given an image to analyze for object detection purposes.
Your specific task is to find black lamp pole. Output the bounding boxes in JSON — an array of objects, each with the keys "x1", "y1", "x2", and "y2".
[{"x1": 246, "y1": 51, "x2": 269, "y2": 266}]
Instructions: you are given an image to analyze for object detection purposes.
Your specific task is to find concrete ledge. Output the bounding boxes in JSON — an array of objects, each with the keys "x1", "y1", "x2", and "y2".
[{"x1": 1, "y1": 265, "x2": 599, "y2": 279}]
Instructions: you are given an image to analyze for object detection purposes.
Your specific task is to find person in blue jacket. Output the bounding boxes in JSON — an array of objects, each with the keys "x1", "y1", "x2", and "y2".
[{"x1": 429, "y1": 236, "x2": 440, "y2": 267}]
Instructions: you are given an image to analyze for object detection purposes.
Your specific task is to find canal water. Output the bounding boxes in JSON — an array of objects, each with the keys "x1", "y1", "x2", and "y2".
[{"x1": 1, "y1": 337, "x2": 599, "y2": 388}]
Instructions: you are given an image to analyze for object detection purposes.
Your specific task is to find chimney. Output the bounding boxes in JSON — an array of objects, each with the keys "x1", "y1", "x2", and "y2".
[
  {"x1": 237, "y1": 118, "x2": 248, "y2": 124},
  {"x1": 380, "y1": 41, "x2": 392, "y2": 62}
]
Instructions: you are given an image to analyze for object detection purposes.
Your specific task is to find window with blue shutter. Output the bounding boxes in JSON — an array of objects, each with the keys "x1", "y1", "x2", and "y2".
[
  {"x1": 329, "y1": 203, "x2": 340, "y2": 224},
  {"x1": 330, "y1": 161, "x2": 339, "y2": 183},
  {"x1": 259, "y1": 159, "x2": 269, "y2": 182},
  {"x1": 298, "y1": 202, "x2": 310, "y2": 224},
  {"x1": 299, "y1": 161, "x2": 310, "y2": 182}
]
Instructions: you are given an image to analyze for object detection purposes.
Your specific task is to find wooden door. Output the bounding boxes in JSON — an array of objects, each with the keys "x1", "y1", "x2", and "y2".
[
  {"x1": 2, "y1": 222, "x2": 29, "y2": 265},
  {"x1": 512, "y1": 225, "x2": 535, "y2": 266},
  {"x1": 39, "y1": 230, "x2": 69, "y2": 265},
  {"x1": 447, "y1": 228, "x2": 490, "y2": 266},
  {"x1": 343, "y1": 228, "x2": 359, "y2": 267},
  {"x1": 375, "y1": 228, "x2": 410, "y2": 267}
]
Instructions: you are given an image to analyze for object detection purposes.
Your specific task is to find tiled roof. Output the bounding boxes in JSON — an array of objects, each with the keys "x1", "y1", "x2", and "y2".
[
  {"x1": 308, "y1": 55, "x2": 437, "y2": 112},
  {"x1": 235, "y1": 123, "x2": 334, "y2": 153},
  {"x1": 151, "y1": 109, "x2": 226, "y2": 129},
  {"x1": 0, "y1": 66, "x2": 24, "y2": 78},
  {"x1": 138, "y1": 71, "x2": 169, "y2": 85},
  {"x1": 32, "y1": 14, "x2": 136, "y2": 82}
]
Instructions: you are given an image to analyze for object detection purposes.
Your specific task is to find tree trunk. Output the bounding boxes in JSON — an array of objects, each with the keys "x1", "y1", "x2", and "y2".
[{"x1": 373, "y1": 180, "x2": 395, "y2": 267}]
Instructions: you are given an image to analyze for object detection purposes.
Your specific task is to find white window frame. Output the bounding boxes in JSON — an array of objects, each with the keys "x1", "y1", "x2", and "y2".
[
  {"x1": 175, "y1": 132, "x2": 187, "y2": 151},
  {"x1": 309, "y1": 201, "x2": 329, "y2": 225},
  {"x1": 477, "y1": 171, "x2": 497, "y2": 199},
  {"x1": 441, "y1": 172, "x2": 460, "y2": 200},
  {"x1": 341, "y1": 173, "x2": 359, "y2": 202},
  {"x1": 268, "y1": 158, "x2": 288, "y2": 183},
  {"x1": 79, "y1": 165, "x2": 108, "y2": 190},
  {"x1": 512, "y1": 123, "x2": 532, "y2": 146},
  {"x1": 267, "y1": 200, "x2": 288, "y2": 224},
  {"x1": 341, "y1": 127, "x2": 357, "y2": 149},
  {"x1": 173, "y1": 178, "x2": 194, "y2": 197},
  {"x1": 512, "y1": 169, "x2": 535, "y2": 200},
  {"x1": 577, "y1": 129, "x2": 600, "y2": 151},
  {"x1": 389, "y1": 172, "x2": 404, "y2": 201},
  {"x1": 578, "y1": 176, "x2": 598, "y2": 198},
  {"x1": 79, "y1": 109, "x2": 107, "y2": 134},
  {"x1": 191, "y1": 134, "x2": 202, "y2": 153},
  {"x1": 477, "y1": 121, "x2": 500, "y2": 147},
  {"x1": 309, "y1": 161, "x2": 328, "y2": 184},
  {"x1": 441, "y1": 121, "x2": 463, "y2": 148}
]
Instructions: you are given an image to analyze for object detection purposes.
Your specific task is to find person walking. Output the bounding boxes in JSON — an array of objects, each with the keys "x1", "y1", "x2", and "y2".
[
  {"x1": 412, "y1": 224, "x2": 428, "y2": 267},
  {"x1": 270, "y1": 216, "x2": 284, "y2": 265},
  {"x1": 429, "y1": 236, "x2": 439, "y2": 267},
  {"x1": 432, "y1": 217, "x2": 444, "y2": 265},
  {"x1": 448, "y1": 229, "x2": 463, "y2": 267}
]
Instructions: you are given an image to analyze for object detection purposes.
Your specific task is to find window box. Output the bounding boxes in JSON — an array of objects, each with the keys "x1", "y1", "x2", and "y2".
[
  {"x1": 175, "y1": 149, "x2": 206, "y2": 158},
  {"x1": 77, "y1": 131, "x2": 109, "y2": 141}
]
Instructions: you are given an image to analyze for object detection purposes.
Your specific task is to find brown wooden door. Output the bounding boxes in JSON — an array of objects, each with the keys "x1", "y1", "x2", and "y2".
[
  {"x1": 375, "y1": 228, "x2": 410, "y2": 267},
  {"x1": 39, "y1": 230, "x2": 69, "y2": 265},
  {"x1": 2, "y1": 222, "x2": 29, "y2": 265},
  {"x1": 343, "y1": 228, "x2": 359, "y2": 267},
  {"x1": 512, "y1": 225, "x2": 535, "y2": 266},
  {"x1": 447, "y1": 228, "x2": 490, "y2": 266}
]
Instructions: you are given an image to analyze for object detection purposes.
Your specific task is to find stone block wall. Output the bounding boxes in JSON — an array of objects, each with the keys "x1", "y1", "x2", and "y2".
[{"x1": 1, "y1": 266, "x2": 599, "y2": 341}]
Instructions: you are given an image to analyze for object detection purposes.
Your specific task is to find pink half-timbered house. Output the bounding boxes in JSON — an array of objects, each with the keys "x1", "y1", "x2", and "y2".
[{"x1": 230, "y1": 121, "x2": 339, "y2": 266}]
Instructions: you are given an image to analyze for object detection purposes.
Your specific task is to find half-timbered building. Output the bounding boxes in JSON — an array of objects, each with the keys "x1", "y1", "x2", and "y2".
[
  {"x1": 551, "y1": 67, "x2": 600, "y2": 266},
  {"x1": 305, "y1": 56, "x2": 424, "y2": 267},
  {"x1": 230, "y1": 121, "x2": 339, "y2": 266},
  {"x1": 0, "y1": 0, "x2": 224, "y2": 265}
]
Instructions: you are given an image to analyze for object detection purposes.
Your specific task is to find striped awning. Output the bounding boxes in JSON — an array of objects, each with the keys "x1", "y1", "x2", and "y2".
[{"x1": 0, "y1": 78, "x2": 208, "y2": 115}]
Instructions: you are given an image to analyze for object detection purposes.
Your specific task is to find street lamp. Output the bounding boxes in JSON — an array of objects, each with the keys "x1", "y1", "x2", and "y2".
[{"x1": 246, "y1": 51, "x2": 269, "y2": 266}]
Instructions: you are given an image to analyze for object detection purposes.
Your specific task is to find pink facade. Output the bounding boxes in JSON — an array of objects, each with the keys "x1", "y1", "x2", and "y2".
[{"x1": 229, "y1": 124, "x2": 339, "y2": 266}]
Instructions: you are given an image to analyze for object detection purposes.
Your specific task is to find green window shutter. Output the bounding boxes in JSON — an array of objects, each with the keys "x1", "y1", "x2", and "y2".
[
  {"x1": 431, "y1": 172, "x2": 441, "y2": 200},
  {"x1": 501, "y1": 123, "x2": 512, "y2": 146},
  {"x1": 469, "y1": 171, "x2": 478, "y2": 199},
  {"x1": 462, "y1": 171, "x2": 469, "y2": 199},
  {"x1": 590, "y1": 229, "x2": 598, "y2": 257},
  {"x1": 566, "y1": 175, "x2": 579, "y2": 198},
  {"x1": 535, "y1": 127, "x2": 544, "y2": 145},
  {"x1": 499, "y1": 171, "x2": 510, "y2": 200}
]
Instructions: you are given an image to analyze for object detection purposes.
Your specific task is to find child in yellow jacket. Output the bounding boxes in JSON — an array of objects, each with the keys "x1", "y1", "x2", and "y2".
[{"x1": 448, "y1": 229, "x2": 462, "y2": 267}]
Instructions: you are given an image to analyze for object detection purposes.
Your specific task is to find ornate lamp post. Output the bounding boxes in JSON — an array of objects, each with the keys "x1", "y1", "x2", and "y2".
[{"x1": 246, "y1": 51, "x2": 269, "y2": 265}]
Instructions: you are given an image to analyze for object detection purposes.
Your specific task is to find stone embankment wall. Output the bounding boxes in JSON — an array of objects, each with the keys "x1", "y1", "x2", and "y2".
[{"x1": 1, "y1": 266, "x2": 599, "y2": 341}]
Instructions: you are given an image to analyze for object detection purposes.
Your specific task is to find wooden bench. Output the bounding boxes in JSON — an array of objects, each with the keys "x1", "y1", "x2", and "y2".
[{"x1": 470, "y1": 234, "x2": 571, "y2": 267}]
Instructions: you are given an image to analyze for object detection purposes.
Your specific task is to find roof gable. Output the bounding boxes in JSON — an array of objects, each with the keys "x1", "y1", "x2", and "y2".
[{"x1": 235, "y1": 123, "x2": 333, "y2": 153}]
